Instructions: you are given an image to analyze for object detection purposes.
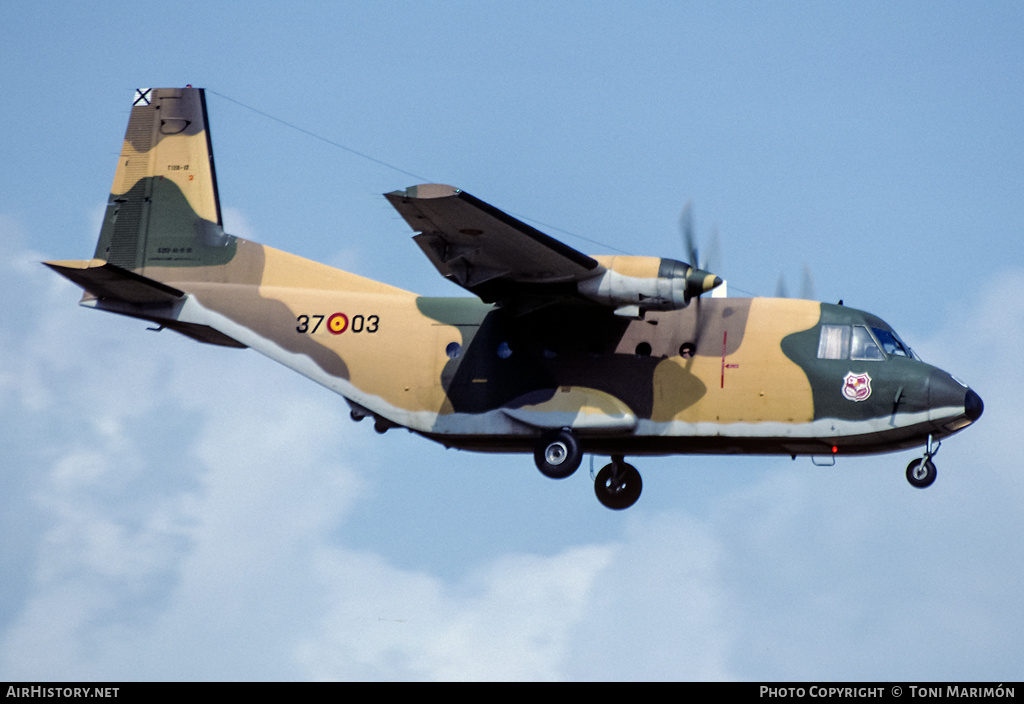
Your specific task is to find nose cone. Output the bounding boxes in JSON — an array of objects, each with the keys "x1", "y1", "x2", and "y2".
[
  {"x1": 965, "y1": 387, "x2": 984, "y2": 423},
  {"x1": 928, "y1": 369, "x2": 983, "y2": 433},
  {"x1": 928, "y1": 370, "x2": 964, "y2": 410}
]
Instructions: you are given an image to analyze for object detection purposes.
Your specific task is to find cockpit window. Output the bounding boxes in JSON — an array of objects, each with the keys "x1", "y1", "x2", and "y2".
[
  {"x1": 817, "y1": 325, "x2": 850, "y2": 360},
  {"x1": 851, "y1": 326, "x2": 884, "y2": 360},
  {"x1": 871, "y1": 327, "x2": 912, "y2": 358},
  {"x1": 818, "y1": 323, "x2": 916, "y2": 361}
]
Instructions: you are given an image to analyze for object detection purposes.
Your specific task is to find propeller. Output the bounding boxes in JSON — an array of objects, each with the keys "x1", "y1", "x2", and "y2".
[
  {"x1": 774, "y1": 263, "x2": 817, "y2": 300},
  {"x1": 677, "y1": 201, "x2": 725, "y2": 355},
  {"x1": 678, "y1": 201, "x2": 723, "y2": 300}
]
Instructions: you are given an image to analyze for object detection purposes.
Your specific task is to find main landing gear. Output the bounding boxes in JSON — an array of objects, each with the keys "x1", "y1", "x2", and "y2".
[
  {"x1": 906, "y1": 434, "x2": 940, "y2": 489},
  {"x1": 593, "y1": 456, "x2": 643, "y2": 510},
  {"x1": 534, "y1": 428, "x2": 583, "y2": 479},
  {"x1": 533, "y1": 430, "x2": 643, "y2": 510}
]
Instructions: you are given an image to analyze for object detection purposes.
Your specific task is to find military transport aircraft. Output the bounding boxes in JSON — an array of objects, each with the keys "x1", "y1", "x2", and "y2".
[{"x1": 47, "y1": 87, "x2": 983, "y2": 510}]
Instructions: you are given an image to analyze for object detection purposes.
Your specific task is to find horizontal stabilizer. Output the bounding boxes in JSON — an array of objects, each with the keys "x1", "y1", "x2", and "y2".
[
  {"x1": 44, "y1": 258, "x2": 245, "y2": 348},
  {"x1": 43, "y1": 259, "x2": 184, "y2": 305}
]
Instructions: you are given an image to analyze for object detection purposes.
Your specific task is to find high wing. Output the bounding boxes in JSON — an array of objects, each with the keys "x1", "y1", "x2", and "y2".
[
  {"x1": 385, "y1": 184, "x2": 602, "y2": 308},
  {"x1": 386, "y1": 183, "x2": 723, "y2": 316}
]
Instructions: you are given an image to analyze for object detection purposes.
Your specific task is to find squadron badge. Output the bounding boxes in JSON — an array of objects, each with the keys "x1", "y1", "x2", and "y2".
[{"x1": 842, "y1": 372, "x2": 872, "y2": 402}]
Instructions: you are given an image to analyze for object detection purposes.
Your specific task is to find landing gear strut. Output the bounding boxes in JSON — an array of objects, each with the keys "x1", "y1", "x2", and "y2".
[
  {"x1": 594, "y1": 455, "x2": 643, "y2": 510},
  {"x1": 534, "y1": 428, "x2": 582, "y2": 479},
  {"x1": 906, "y1": 434, "x2": 940, "y2": 489}
]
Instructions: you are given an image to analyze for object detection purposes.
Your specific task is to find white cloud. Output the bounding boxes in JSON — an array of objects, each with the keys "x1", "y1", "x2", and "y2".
[
  {"x1": 562, "y1": 512, "x2": 735, "y2": 681},
  {"x1": 297, "y1": 544, "x2": 615, "y2": 681},
  {"x1": 221, "y1": 207, "x2": 256, "y2": 241}
]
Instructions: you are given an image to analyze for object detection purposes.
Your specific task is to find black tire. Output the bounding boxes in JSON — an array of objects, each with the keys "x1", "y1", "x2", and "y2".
[
  {"x1": 534, "y1": 428, "x2": 582, "y2": 479},
  {"x1": 906, "y1": 458, "x2": 937, "y2": 488},
  {"x1": 594, "y1": 462, "x2": 643, "y2": 510}
]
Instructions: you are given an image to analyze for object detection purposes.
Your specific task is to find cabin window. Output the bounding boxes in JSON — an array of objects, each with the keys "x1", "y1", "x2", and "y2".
[
  {"x1": 851, "y1": 326, "x2": 884, "y2": 360},
  {"x1": 817, "y1": 325, "x2": 850, "y2": 359}
]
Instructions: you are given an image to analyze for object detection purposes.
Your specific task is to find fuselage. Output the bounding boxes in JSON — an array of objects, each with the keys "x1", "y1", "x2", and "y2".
[{"x1": 137, "y1": 240, "x2": 980, "y2": 460}]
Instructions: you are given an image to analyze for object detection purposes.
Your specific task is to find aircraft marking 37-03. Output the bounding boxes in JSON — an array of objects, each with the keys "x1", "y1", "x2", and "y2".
[{"x1": 47, "y1": 87, "x2": 984, "y2": 510}]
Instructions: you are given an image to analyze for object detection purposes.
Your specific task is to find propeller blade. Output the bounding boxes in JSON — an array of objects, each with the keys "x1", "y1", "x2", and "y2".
[
  {"x1": 775, "y1": 273, "x2": 789, "y2": 299},
  {"x1": 704, "y1": 224, "x2": 722, "y2": 275},
  {"x1": 679, "y1": 201, "x2": 698, "y2": 267},
  {"x1": 800, "y1": 263, "x2": 816, "y2": 300},
  {"x1": 774, "y1": 266, "x2": 814, "y2": 299}
]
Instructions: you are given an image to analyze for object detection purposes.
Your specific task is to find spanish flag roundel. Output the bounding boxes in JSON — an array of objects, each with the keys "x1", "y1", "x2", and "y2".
[{"x1": 327, "y1": 312, "x2": 348, "y2": 335}]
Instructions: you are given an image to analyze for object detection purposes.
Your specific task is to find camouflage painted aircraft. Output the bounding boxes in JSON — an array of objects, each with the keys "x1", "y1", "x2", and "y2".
[{"x1": 47, "y1": 87, "x2": 984, "y2": 510}]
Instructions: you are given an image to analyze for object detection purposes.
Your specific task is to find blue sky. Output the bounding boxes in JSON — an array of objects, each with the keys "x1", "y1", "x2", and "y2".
[{"x1": 1, "y1": 1, "x2": 1022, "y2": 681}]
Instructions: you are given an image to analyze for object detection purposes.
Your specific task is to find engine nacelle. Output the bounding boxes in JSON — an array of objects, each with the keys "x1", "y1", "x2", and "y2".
[{"x1": 577, "y1": 255, "x2": 722, "y2": 317}]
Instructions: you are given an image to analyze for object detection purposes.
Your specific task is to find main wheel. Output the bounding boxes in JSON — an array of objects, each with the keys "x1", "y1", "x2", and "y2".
[
  {"x1": 594, "y1": 462, "x2": 642, "y2": 510},
  {"x1": 906, "y1": 458, "x2": 937, "y2": 488},
  {"x1": 534, "y1": 428, "x2": 582, "y2": 479}
]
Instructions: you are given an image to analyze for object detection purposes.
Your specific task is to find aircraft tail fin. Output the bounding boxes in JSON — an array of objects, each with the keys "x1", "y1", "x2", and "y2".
[{"x1": 93, "y1": 87, "x2": 237, "y2": 272}]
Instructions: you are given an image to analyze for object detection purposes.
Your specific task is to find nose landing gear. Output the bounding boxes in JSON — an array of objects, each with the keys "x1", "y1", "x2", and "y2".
[{"x1": 906, "y1": 435, "x2": 940, "y2": 488}]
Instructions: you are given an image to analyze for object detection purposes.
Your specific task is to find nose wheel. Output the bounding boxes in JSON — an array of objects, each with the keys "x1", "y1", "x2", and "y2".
[
  {"x1": 906, "y1": 458, "x2": 937, "y2": 488},
  {"x1": 906, "y1": 435, "x2": 940, "y2": 489},
  {"x1": 594, "y1": 456, "x2": 642, "y2": 510}
]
